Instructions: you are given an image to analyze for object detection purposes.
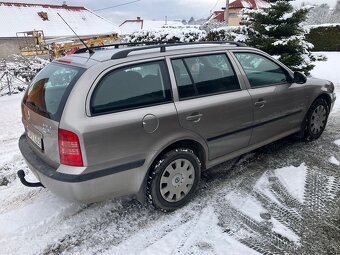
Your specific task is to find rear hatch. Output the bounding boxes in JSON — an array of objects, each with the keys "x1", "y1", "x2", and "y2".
[{"x1": 22, "y1": 62, "x2": 84, "y2": 168}]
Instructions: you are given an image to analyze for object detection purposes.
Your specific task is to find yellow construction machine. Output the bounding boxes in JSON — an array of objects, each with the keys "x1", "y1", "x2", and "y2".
[{"x1": 16, "y1": 30, "x2": 119, "y2": 59}]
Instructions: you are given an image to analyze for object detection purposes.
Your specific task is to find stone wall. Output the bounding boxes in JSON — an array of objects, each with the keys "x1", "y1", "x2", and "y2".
[{"x1": 0, "y1": 38, "x2": 21, "y2": 59}]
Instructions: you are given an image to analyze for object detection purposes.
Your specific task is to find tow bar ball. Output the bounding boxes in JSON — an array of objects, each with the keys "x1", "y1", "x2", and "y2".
[{"x1": 17, "y1": 170, "x2": 45, "y2": 188}]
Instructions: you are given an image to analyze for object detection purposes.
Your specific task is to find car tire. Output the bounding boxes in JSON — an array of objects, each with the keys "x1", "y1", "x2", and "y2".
[
  {"x1": 147, "y1": 148, "x2": 201, "y2": 212},
  {"x1": 304, "y1": 98, "x2": 329, "y2": 140}
]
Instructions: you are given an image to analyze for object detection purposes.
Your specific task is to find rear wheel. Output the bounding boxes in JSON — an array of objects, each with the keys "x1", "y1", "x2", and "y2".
[
  {"x1": 147, "y1": 148, "x2": 201, "y2": 211},
  {"x1": 304, "y1": 98, "x2": 329, "y2": 140}
]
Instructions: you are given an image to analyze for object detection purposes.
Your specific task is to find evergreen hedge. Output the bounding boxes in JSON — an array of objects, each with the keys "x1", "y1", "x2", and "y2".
[{"x1": 306, "y1": 25, "x2": 340, "y2": 51}]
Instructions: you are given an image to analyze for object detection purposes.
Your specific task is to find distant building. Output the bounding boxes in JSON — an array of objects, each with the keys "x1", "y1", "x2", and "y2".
[
  {"x1": 119, "y1": 17, "x2": 190, "y2": 34},
  {"x1": 0, "y1": 2, "x2": 120, "y2": 58},
  {"x1": 209, "y1": 0, "x2": 270, "y2": 26}
]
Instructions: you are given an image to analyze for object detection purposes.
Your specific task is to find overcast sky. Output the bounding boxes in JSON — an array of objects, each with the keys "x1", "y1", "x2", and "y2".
[{"x1": 1, "y1": 0, "x2": 338, "y2": 24}]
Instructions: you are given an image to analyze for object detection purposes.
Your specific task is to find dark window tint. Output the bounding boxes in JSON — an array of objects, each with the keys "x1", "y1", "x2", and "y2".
[
  {"x1": 172, "y1": 54, "x2": 240, "y2": 99},
  {"x1": 172, "y1": 59, "x2": 196, "y2": 99},
  {"x1": 234, "y1": 52, "x2": 289, "y2": 88},
  {"x1": 91, "y1": 61, "x2": 172, "y2": 115},
  {"x1": 23, "y1": 63, "x2": 84, "y2": 121}
]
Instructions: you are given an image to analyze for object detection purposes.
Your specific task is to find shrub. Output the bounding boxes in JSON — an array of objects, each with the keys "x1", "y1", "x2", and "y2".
[
  {"x1": 306, "y1": 24, "x2": 340, "y2": 51},
  {"x1": 123, "y1": 28, "x2": 207, "y2": 43}
]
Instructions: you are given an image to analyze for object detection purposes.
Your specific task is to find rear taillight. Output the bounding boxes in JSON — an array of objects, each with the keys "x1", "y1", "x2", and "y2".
[{"x1": 58, "y1": 129, "x2": 83, "y2": 167}]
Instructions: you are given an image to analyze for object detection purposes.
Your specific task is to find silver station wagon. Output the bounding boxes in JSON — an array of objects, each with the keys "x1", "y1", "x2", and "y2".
[{"x1": 18, "y1": 42, "x2": 336, "y2": 211}]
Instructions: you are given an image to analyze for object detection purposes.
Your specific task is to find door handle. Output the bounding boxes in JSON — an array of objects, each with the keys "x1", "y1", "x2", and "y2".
[
  {"x1": 186, "y1": 113, "x2": 203, "y2": 122},
  {"x1": 254, "y1": 99, "x2": 267, "y2": 108}
]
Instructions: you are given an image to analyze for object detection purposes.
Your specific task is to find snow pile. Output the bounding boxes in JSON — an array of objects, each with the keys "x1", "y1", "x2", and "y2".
[{"x1": 124, "y1": 28, "x2": 207, "y2": 43}]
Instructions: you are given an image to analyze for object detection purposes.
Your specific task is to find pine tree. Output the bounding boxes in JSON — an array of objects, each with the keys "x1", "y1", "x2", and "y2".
[{"x1": 242, "y1": 0, "x2": 319, "y2": 74}]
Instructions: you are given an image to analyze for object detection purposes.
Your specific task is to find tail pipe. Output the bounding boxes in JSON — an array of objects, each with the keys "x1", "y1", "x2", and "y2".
[{"x1": 17, "y1": 170, "x2": 45, "y2": 188}]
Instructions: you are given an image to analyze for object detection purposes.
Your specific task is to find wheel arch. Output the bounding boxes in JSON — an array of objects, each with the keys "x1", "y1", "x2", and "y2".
[
  {"x1": 136, "y1": 138, "x2": 207, "y2": 203},
  {"x1": 298, "y1": 93, "x2": 331, "y2": 138},
  {"x1": 315, "y1": 93, "x2": 332, "y2": 110}
]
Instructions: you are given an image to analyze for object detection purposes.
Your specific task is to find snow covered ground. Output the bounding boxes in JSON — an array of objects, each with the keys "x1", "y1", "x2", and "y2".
[
  {"x1": 0, "y1": 52, "x2": 339, "y2": 255},
  {"x1": 310, "y1": 52, "x2": 340, "y2": 84}
]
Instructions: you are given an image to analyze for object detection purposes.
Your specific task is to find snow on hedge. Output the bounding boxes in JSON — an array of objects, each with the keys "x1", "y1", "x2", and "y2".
[
  {"x1": 124, "y1": 28, "x2": 207, "y2": 43},
  {"x1": 207, "y1": 26, "x2": 248, "y2": 42},
  {"x1": 305, "y1": 23, "x2": 340, "y2": 29}
]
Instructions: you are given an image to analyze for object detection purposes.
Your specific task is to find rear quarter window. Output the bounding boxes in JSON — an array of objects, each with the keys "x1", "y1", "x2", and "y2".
[
  {"x1": 23, "y1": 63, "x2": 84, "y2": 121},
  {"x1": 90, "y1": 61, "x2": 172, "y2": 115}
]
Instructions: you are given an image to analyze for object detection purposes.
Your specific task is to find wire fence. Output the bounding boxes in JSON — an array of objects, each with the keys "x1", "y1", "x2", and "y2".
[{"x1": 0, "y1": 56, "x2": 49, "y2": 96}]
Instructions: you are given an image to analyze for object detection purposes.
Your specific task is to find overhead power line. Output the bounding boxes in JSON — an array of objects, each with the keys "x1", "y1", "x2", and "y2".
[
  {"x1": 210, "y1": 0, "x2": 221, "y2": 13},
  {"x1": 94, "y1": 0, "x2": 141, "y2": 11}
]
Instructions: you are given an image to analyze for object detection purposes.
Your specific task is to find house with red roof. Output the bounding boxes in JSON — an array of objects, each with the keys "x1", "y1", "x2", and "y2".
[
  {"x1": 0, "y1": 2, "x2": 120, "y2": 58},
  {"x1": 209, "y1": 0, "x2": 270, "y2": 26}
]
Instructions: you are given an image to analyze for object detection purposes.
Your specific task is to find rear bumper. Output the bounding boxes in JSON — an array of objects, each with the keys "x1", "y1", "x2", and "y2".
[{"x1": 18, "y1": 134, "x2": 144, "y2": 203}]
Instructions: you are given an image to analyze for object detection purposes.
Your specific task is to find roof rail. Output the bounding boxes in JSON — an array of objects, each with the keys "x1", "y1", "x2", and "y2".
[
  {"x1": 74, "y1": 41, "x2": 246, "y2": 58},
  {"x1": 74, "y1": 41, "x2": 162, "y2": 54},
  {"x1": 110, "y1": 41, "x2": 246, "y2": 60}
]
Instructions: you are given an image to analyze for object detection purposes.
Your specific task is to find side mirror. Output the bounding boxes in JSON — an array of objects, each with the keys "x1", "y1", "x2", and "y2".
[{"x1": 293, "y1": 71, "x2": 307, "y2": 84}]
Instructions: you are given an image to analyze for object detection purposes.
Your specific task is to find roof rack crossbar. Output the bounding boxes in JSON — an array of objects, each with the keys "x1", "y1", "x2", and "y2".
[{"x1": 73, "y1": 41, "x2": 246, "y2": 57}]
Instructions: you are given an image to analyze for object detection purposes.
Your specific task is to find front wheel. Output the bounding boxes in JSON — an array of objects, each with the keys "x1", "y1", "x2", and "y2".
[
  {"x1": 147, "y1": 148, "x2": 201, "y2": 211},
  {"x1": 304, "y1": 98, "x2": 329, "y2": 140}
]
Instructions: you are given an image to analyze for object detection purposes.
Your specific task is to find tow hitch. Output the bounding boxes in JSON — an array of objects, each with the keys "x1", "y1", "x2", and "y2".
[{"x1": 17, "y1": 170, "x2": 45, "y2": 188}]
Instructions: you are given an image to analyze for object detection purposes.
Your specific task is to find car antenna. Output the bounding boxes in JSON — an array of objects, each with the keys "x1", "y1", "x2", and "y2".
[{"x1": 57, "y1": 13, "x2": 95, "y2": 54}]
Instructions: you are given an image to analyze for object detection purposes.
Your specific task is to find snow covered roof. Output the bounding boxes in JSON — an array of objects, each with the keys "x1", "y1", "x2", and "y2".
[
  {"x1": 229, "y1": 0, "x2": 270, "y2": 9},
  {"x1": 119, "y1": 19, "x2": 184, "y2": 34},
  {"x1": 209, "y1": 11, "x2": 225, "y2": 23},
  {"x1": 0, "y1": 2, "x2": 120, "y2": 38}
]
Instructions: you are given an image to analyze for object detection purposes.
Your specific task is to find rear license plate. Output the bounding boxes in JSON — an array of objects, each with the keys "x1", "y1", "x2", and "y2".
[{"x1": 26, "y1": 127, "x2": 43, "y2": 150}]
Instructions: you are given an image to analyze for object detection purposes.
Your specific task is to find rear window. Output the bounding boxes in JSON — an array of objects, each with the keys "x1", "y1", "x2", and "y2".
[{"x1": 23, "y1": 63, "x2": 84, "y2": 121}]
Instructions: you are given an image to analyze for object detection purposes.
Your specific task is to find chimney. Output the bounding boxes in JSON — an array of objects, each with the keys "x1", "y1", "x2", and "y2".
[
  {"x1": 137, "y1": 17, "x2": 141, "y2": 20},
  {"x1": 62, "y1": 1, "x2": 67, "y2": 6}
]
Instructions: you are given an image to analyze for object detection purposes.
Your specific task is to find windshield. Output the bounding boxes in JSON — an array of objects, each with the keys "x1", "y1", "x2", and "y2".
[{"x1": 23, "y1": 63, "x2": 84, "y2": 121}]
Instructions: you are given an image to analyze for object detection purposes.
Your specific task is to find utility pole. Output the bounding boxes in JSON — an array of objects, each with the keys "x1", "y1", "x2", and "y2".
[{"x1": 224, "y1": 0, "x2": 230, "y2": 25}]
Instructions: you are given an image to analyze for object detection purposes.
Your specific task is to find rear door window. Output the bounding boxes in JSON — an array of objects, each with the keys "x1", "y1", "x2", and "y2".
[
  {"x1": 91, "y1": 61, "x2": 172, "y2": 115},
  {"x1": 23, "y1": 63, "x2": 84, "y2": 121},
  {"x1": 171, "y1": 54, "x2": 240, "y2": 99},
  {"x1": 234, "y1": 52, "x2": 289, "y2": 88}
]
